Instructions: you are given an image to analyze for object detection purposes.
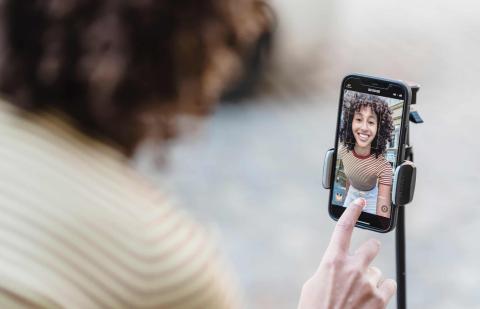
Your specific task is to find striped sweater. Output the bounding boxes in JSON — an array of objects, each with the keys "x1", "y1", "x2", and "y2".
[
  {"x1": 338, "y1": 144, "x2": 393, "y2": 191},
  {"x1": 0, "y1": 99, "x2": 241, "y2": 308}
]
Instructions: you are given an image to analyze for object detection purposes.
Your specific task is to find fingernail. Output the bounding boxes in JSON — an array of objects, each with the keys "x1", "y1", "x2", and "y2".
[{"x1": 353, "y1": 198, "x2": 366, "y2": 208}]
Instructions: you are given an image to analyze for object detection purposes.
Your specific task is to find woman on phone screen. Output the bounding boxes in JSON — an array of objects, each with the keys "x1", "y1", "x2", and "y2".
[{"x1": 339, "y1": 92, "x2": 394, "y2": 217}]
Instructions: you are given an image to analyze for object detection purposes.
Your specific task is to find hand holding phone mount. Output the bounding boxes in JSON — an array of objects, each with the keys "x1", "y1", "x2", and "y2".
[{"x1": 322, "y1": 82, "x2": 422, "y2": 309}]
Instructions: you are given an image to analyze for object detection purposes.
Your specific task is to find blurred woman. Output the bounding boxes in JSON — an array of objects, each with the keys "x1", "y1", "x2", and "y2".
[
  {"x1": 0, "y1": 1, "x2": 269, "y2": 307},
  {"x1": 0, "y1": 1, "x2": 396, "y2": 308}
]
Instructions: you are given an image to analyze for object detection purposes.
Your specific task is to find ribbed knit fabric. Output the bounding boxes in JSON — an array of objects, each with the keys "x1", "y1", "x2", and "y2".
[
  {"x1": 0, "y1": 99, "x2": 241, "y2": 309},
  {"x1": 338, "y1": 144, "x2": 392, "y2": 191}
]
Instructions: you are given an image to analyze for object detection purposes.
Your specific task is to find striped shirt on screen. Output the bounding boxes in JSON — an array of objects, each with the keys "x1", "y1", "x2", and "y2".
[{"x1": 338, "y1": 144, "x2": 393, "y2": 191}]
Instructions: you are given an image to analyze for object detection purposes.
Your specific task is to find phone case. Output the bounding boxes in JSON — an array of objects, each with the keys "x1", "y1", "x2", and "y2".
[{"x1": 328, "y1": 73, "x2": 412, "y2": 233}]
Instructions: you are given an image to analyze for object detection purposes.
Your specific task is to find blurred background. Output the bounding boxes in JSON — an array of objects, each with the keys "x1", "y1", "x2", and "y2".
[{"x1": 136, "y1": 0, "x2": 480, "y2": 308}]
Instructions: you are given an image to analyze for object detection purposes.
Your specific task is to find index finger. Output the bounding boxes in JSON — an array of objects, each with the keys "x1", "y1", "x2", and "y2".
[{"x1": 327, "y1": 198, "x2": 366, "y2": 254}]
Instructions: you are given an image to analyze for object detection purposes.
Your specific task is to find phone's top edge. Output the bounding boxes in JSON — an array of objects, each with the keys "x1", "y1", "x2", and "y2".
[
  {"x1": 342, "y1": 73, "x2": 413, "y2": 88},
  {"x1": 342, "y1": 73, "x2": 413, "y2": 106}
]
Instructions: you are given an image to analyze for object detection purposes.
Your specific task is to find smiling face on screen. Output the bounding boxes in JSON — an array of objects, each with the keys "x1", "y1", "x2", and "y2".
[{"x1": 351, "y1": 106, "x2": 378, "y2": 149}]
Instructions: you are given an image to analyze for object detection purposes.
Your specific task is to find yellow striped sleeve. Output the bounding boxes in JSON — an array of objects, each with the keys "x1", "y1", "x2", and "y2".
[{"x1": 0, "y1": 100, "x2": 241, "y2": 308}]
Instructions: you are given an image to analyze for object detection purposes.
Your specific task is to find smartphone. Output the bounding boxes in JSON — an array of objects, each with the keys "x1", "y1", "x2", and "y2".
[{"x1": 328, "y1": 74, "x2": 412, "y2": 233}]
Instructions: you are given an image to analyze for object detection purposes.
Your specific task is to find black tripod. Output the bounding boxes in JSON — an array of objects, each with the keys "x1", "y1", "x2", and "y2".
[{"x1": 396, "y1": 84, "x2": 422, "y2": 309}]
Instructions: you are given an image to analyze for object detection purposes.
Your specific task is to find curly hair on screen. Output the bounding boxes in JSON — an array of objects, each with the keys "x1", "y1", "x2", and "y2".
[
  {"x1": 339, "y1": 92, "x2": 394, "y2": 158},
  {"x1": 0, "y1": 0, "x2": 271, "y2": 155}
]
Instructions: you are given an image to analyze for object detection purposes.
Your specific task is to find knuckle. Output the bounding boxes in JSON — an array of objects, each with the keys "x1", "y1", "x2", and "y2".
[
  {"x1": 323, "y1": 256, "x2": 344, "y2": 270},
  {"x1": 357, "y1": 241, "x2": 381, "y2": 261},
  {"x1": 361, "y1": 278, "x2": 373, "y2": 290},
  {"x1": 345, "y1": 265, "x2": 362, "y2": 279}
]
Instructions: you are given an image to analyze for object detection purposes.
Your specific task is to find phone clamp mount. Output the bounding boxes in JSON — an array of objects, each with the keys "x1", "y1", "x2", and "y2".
[{"x1": 322, "y1": 83, "x2": 422, "y2": 309}]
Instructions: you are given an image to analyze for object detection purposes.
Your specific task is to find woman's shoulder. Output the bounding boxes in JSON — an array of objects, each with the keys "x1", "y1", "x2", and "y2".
[
  {"x1": 375, "y1": 154, "x2": 393, "y2": 173},
  {"x1": 0, "y1": 101, "x2": 241, "y2": 308},
  {"x1": 338, "y1": 143, "x2": 348, "y2": 157},
  {"x1": 0, "y1": 162, "x2": 242, "y2": 307}
]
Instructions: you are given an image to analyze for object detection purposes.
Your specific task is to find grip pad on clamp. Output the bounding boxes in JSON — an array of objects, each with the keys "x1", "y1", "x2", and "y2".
[
  {"x1": 392, "y1": 162, "x2": 416, "y2": 206},
  {"x1": 322, "y1": 148, "x2": 334, "y2": 189}
]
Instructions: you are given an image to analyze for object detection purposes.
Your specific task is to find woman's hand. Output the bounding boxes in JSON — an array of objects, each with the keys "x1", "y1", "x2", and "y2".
[{"x1": 298, "y1": 198, "x2": 396, "y2": 309}]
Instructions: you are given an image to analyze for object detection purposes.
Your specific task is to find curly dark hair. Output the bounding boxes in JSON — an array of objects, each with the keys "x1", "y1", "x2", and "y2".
[
  {"x1": 339, "y1": 91, "x2": 394, "y2": 158},
  {"x1": 0, "y1": 0, "x2": 272, "y2": 155}
]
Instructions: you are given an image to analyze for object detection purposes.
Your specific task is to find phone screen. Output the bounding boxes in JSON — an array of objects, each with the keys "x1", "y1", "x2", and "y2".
[{"x1": 329, "y1": 75, "x2": 409, "y2": 232}]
